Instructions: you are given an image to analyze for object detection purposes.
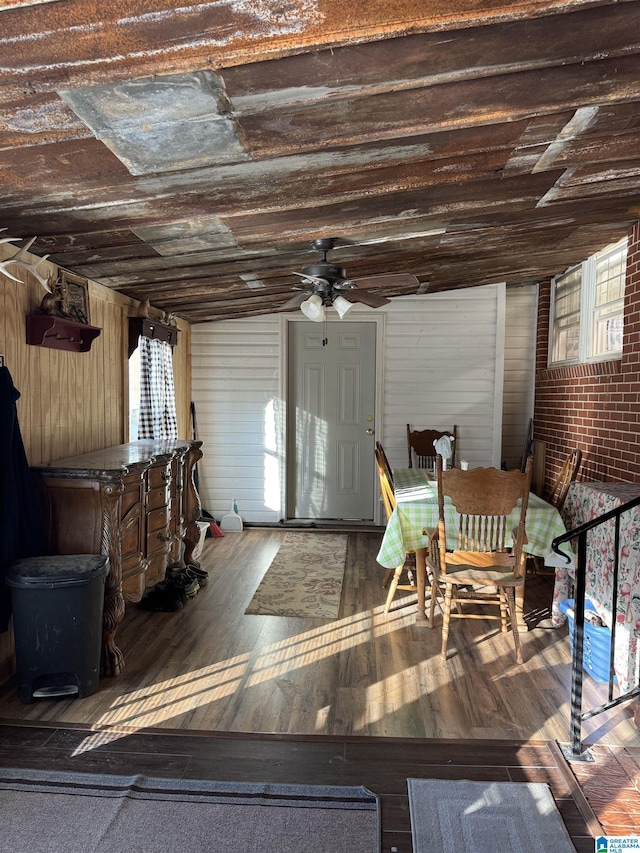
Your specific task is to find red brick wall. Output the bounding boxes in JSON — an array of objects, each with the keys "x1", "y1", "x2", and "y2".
[{"x1": 534, "y1": 222, "x2": 640, "y2": 492}]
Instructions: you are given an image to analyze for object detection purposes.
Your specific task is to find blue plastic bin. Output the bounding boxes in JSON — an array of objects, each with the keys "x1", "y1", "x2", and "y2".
[{"x1": 559, "y1": 598, "x2": 613, "y2": 684}]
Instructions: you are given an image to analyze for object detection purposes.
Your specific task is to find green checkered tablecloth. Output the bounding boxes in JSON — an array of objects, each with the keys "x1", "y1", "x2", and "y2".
[{"x1": 376, "y1": 467, "x2": 568, "y2": 569}]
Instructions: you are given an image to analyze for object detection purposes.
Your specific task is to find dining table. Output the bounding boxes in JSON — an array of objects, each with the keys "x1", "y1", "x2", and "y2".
[
  {"x1": 551, "y1": 480, "x2": 640, "y2": 693},
  {"x1": 376, "y1": 467, "x2": 569, "y2": 625}
]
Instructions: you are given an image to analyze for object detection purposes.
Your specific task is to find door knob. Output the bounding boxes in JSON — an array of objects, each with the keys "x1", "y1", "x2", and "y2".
[{"x1": 366, "y1": 428, "x2": 374, "y2": 435}]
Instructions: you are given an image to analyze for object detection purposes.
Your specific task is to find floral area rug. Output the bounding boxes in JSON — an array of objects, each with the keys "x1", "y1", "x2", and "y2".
[{"x1": 245, "y1": 532, "x2": 348, "y2": 617}]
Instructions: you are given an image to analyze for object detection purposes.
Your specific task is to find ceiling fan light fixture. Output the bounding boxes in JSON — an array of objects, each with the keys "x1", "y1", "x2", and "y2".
[
  {"x1": 300, "y1": 293, "x2": 325, "y2": 322},
  {"x1": 290, "y1": 237, "x2": 409, "y2": 318},
  {"x1": 332, "y1": 294, "x2": 354, "y2": 319}
]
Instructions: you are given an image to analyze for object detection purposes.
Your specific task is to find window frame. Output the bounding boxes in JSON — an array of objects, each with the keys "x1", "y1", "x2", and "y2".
[{"x1": 548, "y1": 238, "x2": 628, "y2": 368}]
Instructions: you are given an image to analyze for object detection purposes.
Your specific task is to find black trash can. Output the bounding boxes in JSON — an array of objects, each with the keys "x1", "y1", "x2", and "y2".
[{"x1": 6, "y1": 554, "x2": 109, "y2": 703}]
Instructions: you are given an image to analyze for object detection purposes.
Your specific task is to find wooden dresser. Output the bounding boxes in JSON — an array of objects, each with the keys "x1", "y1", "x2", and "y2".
[{"x1": 32, "y1": 440, "x2": 203, "y2": 677}]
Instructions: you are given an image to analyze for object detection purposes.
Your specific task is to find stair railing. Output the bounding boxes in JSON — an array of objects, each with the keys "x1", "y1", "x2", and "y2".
[{"x1": 552, "y1": 495, "x2": 640, "y2": 760}]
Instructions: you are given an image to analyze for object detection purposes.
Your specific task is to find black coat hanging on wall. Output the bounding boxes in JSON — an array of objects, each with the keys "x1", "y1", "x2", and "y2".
[{"x1": 0, "y1": 366, "x2": 47, "y2": 632}]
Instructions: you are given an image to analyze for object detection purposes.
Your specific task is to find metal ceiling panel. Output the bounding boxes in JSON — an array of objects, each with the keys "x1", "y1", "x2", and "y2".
[
  {"x1": 0, "y1": 1, "x2": 638, "y2": 323},
  {"x1": 59, "y1": 72, "x2": 248, "y2": 175},
  {"x1": 132, "y1": 217, "x2": 237, "y2": 256}
]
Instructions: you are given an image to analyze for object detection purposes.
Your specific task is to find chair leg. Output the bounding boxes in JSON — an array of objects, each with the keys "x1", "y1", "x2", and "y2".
[
  {"x1": 440, "y1": 583, "x2": 454, "y2": 659},
  {"x1": 428, "y1": 576, "x2": 439, "y2": 628},
  {"x1": 383, "y1": 566, "x2": 403, "y2": 613},
  {"x1": 504, "y1": 587, "x2": 523, "y2": 664},
  {"x1": 499, "y1": 591, "x2": 509, "y2": 633}
]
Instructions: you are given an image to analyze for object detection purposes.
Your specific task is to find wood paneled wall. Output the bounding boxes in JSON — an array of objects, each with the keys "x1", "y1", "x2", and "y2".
[
  {"x1": 0, "y1": 241, "x2": 192, "y2": 676},
  {"x1": 0, "y1": 244, "x2": 192, "y2": 463}
]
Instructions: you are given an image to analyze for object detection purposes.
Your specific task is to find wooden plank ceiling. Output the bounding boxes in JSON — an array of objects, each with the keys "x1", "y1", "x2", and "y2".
[{"x1": 1, "y1": 1, "x2": 639, "y2": 323}]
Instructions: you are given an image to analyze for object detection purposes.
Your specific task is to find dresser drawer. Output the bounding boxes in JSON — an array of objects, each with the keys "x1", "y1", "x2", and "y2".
[
  {"x1": 147, "y1": 483, "x2": 170, "y2": 510},
  {"x1": 148, "y1": 463, "x2": 171, "y2": 489},
  {"x1": 147, "y1": 529, "x2": 172, "y2": 563},
  {"x1": 147, "y1": 505, "x2": 169, "y2": 533}
]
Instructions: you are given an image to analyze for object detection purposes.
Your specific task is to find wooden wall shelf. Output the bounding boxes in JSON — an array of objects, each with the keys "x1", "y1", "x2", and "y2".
[
  {"x1": 128, "y1": 317, "x2": 179, "y2": 357},
  {"x1": 26, "y1": 315, "x2": 102, "y2": 352}
]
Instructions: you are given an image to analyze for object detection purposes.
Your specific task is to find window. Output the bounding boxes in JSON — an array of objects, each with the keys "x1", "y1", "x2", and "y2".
[
  {"x1": 592, "y1": 242, "x2": 626, "y2": 358},
  {"x1": 128, "y1": 343, "x2": 140, "y2": 440},
  {"x1": 549, "y1": 237, "x2": 628, "y2": 366},
  {"x1": 550, "y1": 265, "x2": 582, "y2": 364}
]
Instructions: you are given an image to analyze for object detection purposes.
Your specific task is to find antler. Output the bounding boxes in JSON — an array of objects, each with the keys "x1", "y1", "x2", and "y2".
[
  {"x1": 0, "y1": 229, "x2": 22, "y2": 249},
  {"x1": 0, "y1": 234, "x2": 51, "y2": 292}
]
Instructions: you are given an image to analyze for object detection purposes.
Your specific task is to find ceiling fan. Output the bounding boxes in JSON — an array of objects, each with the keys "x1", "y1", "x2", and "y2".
[{"x1": 281, "y1": 238, "x2": 420, "y2": 320}]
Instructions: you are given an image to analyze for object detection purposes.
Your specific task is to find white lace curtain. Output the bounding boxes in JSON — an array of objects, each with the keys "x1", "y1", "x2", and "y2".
[{"x1": 138, "y1": 336, "x2": 178, "y2": 440}]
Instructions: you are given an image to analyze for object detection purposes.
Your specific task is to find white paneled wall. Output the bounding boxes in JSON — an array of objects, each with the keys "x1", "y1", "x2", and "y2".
[
  {"x1": 380, "y1": 285, "x2": 505, "y2": 472},
  {"x1": 192, "y1": 317, "x2": 282, "y2": 524},
  {"x1": 192, "y1": 283, "x2": 533, "y2": 524}
]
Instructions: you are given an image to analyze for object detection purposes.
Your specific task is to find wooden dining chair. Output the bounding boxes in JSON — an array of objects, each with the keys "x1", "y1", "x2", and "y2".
[
  {"x1": 375, "y1": 441, "x2": 394, "y2": 492},
  {"x1": 426, "y1": 455, "x2": 533, "y2": 664},
  {"x1": 407, "y1": 425, "x2": 458, "y2": 471},
  {"x1": 374, "y1": 444, "x2": 418, "y2": 612},
  {"x1": 546, "y1": 448, "x2": 582, "y2": 512},
  {"x1": 375, "y1": 444, "x2": 395, "y2": 523},
  {"x1": 527, "y1": 447, "x2": 582, "y2": 576}
]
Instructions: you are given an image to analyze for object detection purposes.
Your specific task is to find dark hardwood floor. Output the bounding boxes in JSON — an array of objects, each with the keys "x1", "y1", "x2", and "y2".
[
  {"x1": 0, "y1": 528, "x2": 639, "y2": 848},
  {"x1": 0, "y1": 722, "x2": 598, "y2": 852}
]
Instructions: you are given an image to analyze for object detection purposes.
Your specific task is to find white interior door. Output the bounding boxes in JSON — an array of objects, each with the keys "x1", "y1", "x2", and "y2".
[{"x1": 287, "y1": 321, "x2": 377, "y2": 520}]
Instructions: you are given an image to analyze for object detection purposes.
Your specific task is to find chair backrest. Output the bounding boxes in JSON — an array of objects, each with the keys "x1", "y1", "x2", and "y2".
[
  {"x1": 407, "y1": 425, "x2": 458, "y2": 470},
  {"x1": 375, "y1": 441, "x2": 393, "y2": 487},
  {"x1": 375, "y1": 443, "x2": 396, "y2": 521},
  {"x1": 546, "y1": 448, "x2": 582, "y2": 512},
  {"x1": 435, "y1": 455, "x2": 533, "y2": 574}
]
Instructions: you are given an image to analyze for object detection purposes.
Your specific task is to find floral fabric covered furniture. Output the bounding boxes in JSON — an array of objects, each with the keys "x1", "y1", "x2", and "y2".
[{"x1": 552, "y1": 481, "x2": 640, "y2": 692}]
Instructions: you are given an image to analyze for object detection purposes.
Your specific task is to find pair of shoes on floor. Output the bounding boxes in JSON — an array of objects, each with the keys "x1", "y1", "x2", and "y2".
[
  {"x1": 140, "y1": 572, "x2": 197, "y2": 610},
  {"x1": 140, "y1": 564, "x2": 209, "y2": 611},
  {"x1": 168, "y1": 563, "x2": 208, "y2": 582},
  {"x1": 169, "y1": 564, "x2": 208, "y2": 588},
  {"x1": 139, "y1": 582, "x2": 186, "y2": 612},
  {"x1": 170, "y1": 570, "x2": 200, "y2": 598},
  {"x1": 185, "y1": 564, "x2": 208, "y2": 587}
]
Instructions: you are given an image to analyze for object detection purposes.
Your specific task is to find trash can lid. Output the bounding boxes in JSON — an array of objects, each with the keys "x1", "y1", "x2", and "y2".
[{"x1": 6, "y1": 555, "x2": 109, "y2": 588}]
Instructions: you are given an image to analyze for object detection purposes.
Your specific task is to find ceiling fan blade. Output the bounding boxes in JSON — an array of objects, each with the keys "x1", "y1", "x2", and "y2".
[
  {"x1": 349, "y1": 273, "x2": 420, "y2": 289},
  {"x1": 344, "y1": 289, "x2": 390, "y2": 308},
  {"x1": 281, "y1": 291, "x2": 310, "y2": 309},
  {"x1": 292, "y1": 271, "x2": 331, "y2": 287}
]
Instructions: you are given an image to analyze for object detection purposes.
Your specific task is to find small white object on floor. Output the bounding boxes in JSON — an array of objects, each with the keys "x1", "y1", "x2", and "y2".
[
  {"x1": 220, "y1": 499, "x2": 243, "y2": 532},
  {"x1": 192, "y1": 520, "x2": 209, "y2": 559}
]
